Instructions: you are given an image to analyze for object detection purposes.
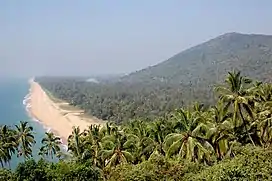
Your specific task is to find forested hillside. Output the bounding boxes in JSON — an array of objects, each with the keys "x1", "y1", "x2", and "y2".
[
  {"x1": 36, "y1": 78, "x2": 185, "y2": 123},
  {"x1": 37, "y1": 33, "x2": 272, "y2": 123},
  {"x1": 123, "y1": 32, "x2": 272, "y2": 84}
]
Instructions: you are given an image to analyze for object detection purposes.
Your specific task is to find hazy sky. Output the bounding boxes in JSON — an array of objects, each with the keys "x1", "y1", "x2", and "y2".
[{"x1": 1, "y1": 0, "x2": 272, "y2": 77}]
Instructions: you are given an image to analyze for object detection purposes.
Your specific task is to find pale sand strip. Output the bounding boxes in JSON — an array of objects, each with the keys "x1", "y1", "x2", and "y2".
[{"x1": 29, "y1": 80, "x2": 105, "y2": 144}]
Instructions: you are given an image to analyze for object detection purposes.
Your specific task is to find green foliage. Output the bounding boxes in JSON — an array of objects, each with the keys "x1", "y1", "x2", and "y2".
[
  {"x1": 107, "y1": 155, "x2": 181, "y2": 181},
  {"x1": 107, "y1": 155, "x2": 203, "y2": 181},
  {"x1": 39, "y1": 132, "x2": 62, "y2": 160},
  {"x1": 1, "y1": 70, "x2": 272, "y2": 180},
  {"x1": 186, "y1": 146, "x2": 272, "y2": 181},
  {"x1": 107, "y1": 146, "x2": 272, "y2": 181},
  {"x1": 10, "y1": 159, "x2": 101, "y2": 181},
  {"x1": 15, "y1": 159, "x2": 48, "y2": 181},
  {"x1": 37, "y1": 79, "x2": 184, "y2": 124},
  {"x1": 48, "y1": 161, "x2": 101, "y2": 181},
  {"x1": 15, "y1": 121, "x2": 36, "y2": 159},
  {"x1": 0, "y1": 125, "x2": 17, "y2": 167},
  {"x1": 0, "y1": 168, "x2": 14, "y2": 180}
]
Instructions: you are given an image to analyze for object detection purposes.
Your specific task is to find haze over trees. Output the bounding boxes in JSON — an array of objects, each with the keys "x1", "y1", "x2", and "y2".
[
  {"x1": 37, "y1": 33, "x2": 272, "y2": 123},
  {"x1": 1, "y1": 71, "x2": 272, "y2": 180}
]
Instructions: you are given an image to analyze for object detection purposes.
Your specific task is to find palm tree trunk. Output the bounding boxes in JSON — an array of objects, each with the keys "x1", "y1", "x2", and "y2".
[
  {"x1": 234, "y1": 101, "x2": 238, "y2": 128},
  {"x1": 238, "y1": 104, "x2": 256, "y2": 146},
  {"x1": 260, "y1": 121, "x2": 268, "y2": 146}
]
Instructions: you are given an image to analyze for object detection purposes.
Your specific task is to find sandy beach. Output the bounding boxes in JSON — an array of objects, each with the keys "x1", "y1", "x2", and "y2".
[{"x1": 28, "y1": 79, "x2": 104, "y2": 144}]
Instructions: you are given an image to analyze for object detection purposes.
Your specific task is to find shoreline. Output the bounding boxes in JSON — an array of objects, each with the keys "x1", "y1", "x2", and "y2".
[
  {"x1": 24, "y1": 79, "x2": 69, "y2": 146},
  {"x1": 25, "y1": 78, "x2": 104, "y2": 146}
]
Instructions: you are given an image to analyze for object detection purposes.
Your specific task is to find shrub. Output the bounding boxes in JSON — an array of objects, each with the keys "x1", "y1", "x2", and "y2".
[
  {"x1": 15, "y1": 159, "x2": 49, "y2": 181},
  {"x1": 0, "y1": 168, "x2": 14, "y2": 180},
  {"x1": 107, "y1": 155, "x2": 200, "y2": 181},
  {"x1": 47, "y1": 161, "x2": 101, "y2": 181},
  {"x1": 186, "y1": 146, "x2": 272, "y2": 181}
]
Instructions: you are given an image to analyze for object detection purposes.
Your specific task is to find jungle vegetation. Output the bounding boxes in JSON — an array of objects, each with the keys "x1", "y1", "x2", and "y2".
[{"x1": 1, "y1": 71, "x2": 272, "y2": 180}]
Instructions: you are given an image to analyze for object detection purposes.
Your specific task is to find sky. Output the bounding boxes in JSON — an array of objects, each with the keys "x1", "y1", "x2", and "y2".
[{"x1": 1, "y1": 0, "x2": 272, "y2": 77}]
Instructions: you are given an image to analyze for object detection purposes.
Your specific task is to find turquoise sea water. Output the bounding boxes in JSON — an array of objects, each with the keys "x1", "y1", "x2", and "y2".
[{"x1": 0, "y1": 79, "x2": 46, "y2": 169}]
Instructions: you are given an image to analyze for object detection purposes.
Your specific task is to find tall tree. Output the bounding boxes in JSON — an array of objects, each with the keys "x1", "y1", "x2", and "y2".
[
  {"x1": 39, "y1": 132, "x2": 61, "y2": 159},
  {"x1": 164, "y1": 109, "x2": 214, "y2": 162},
  {"x1": 68, "y1": 126, "x2": 86, "y2": 160},
  {"x1": 215, "y1": 70, "x2": 256, "y2": 146},
  {"x1": 15, "y1": 121, "x2": 35, "y2": 159},
  {"x1": 0, "y1": 125, "x2": 17, "y2": 168},
  {"x1": 257, "y1": 101, "x2": 272, "y2": 147},
  {"x1": 207, "y1": 101, "x2": 234, "y2": 160},
  {"x1": 100, "y1": 128, "x2": 133, "y2": 168},
  {"x1": 123, "y1": 120, "x2": 152, "y2": 162},
  {"x1": 145, "y1": 119, "x2": 173, "y2": 159},
  {"x1": 82, "y1": 125, "x2": 103, "y2": 167}
]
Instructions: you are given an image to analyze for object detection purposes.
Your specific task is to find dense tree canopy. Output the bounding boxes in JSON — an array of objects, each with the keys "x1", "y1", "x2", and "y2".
[
  {"x1": 36, "y1": 77, "x2": 215, "y2": 124},
  {"x1": 1, "y1": 71, "x2": 272, "y2": 180}
]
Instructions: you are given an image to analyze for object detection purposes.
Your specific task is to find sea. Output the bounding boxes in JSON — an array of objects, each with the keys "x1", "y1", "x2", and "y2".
[{"x1": 0, "y1": 78, "x2": 49, "y2": 169}]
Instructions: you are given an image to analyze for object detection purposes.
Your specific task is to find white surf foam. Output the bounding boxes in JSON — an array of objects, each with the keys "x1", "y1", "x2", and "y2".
[{"x1": 62, "y1": 144, "x2": 68, "y2": 152}]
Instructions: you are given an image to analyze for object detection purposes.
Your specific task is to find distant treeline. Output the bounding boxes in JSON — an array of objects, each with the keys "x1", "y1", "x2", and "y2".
[{"x1": 36, "y1": 76, "x2": 214, "y2": 123}]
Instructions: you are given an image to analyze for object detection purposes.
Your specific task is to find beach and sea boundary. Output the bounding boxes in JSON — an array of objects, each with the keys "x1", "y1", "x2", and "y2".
[{"x1": 24, "y1": 78, "x2": 104, "y2": 149}]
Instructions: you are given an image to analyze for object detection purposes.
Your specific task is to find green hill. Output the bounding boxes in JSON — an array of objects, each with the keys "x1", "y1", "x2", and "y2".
[{"x1": 123, "y1": 32, "x2": 272, "y2": 84}]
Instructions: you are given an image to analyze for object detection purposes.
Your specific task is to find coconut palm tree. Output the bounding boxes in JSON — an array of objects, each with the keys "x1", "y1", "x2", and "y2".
[
  {"x1": 252, "y1": 83, "x2": 272, "y2": 103},
  {"x1": 100, "y1": 122, "x2": 117, "y2": 136},
  {"x1": 215, "y1": 70, "x2": 256, "y2": 146},
  {"x1": 0, "y1": 142, "x2": 8, "y2": 168},
  {"x1": 207, "y1": 101, "x2": 235, "y2": 160},
  {"x1": 143, "y1": 119, "x2": 172, "y2": 159},
  {"x1": 68, "y1": 126, "x2": 85, "y2": 160},
  {"x1": 0, "y1": 125, "x2": 17, "y2": 168},
  {"x1": 100, "y1": 128, "x2": 133, "y2": 168},
  {"x1": 39, "y1": 132, "x2": 61, "y2": 159},
  {"x1": 123, "y1": 120, "x2": 159, "y2": 162},
  {"x1": 164, "y1": 108, "x2": 214, "y2": 163},
  {"x1": 255, "y1": 99, "x2": 272, "y2": 147},
  {"x1": 82, "y1": 125, "x2": 103, "y2": 166},
  {"x1": 15, "y1": 121, "x2": 35, "y2": 159}
]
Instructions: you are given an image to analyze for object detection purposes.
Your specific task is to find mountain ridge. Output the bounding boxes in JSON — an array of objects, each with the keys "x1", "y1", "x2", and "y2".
[
  {"x1": 121, "y1": 32, "x2": 272, "y2": 85},
  {"x1": 37, "y1": 32, "x2": 272, "y2": 124}
]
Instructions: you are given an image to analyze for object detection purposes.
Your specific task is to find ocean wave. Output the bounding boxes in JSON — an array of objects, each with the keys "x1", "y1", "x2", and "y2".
[
  {"x1": 61, "y1": 144, "x2": 68, "y2": 152},
  {"x1": 23, "y1": 94, "x2": 30, "y2": 105},
  {"x1": 30, "y1": 116, "x2": 68, "y2": 151},
  {"x1": 23, "y1": 79, "x2": 33, "y2": 117},
  {"x1": 32, "y1": 118, "x2": 41, "y2": 123}
]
